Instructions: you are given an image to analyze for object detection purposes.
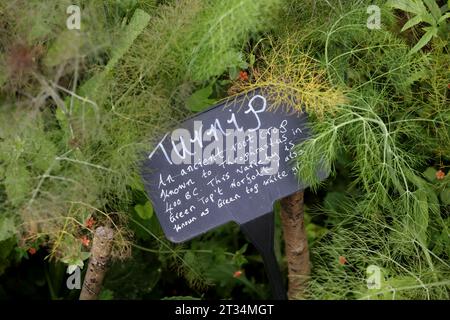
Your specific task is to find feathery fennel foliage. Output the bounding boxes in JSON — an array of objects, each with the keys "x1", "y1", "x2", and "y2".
[
  {"x1": 306, "y1": 197, "x2": 449, "y2": 299},
  {"x1": 108, "y1": 0, "x2": 282, "y2": 287},
  {"x1": 0, "y1": 0, "x2": 448, "y2": 299},
  {"x1": 0, "y1": 2, "x2": 149, "y2": 267},
  {"x1": 234, "y1": 35, "x2": 347, "y2": 118},
  {"x1": 264, "y1": 0, "x2": 450, "y2": 299},
  {"x1": 186, "y1": 0, "x2": 280, "y2": 81},
  {"x1": 0, "y1": 0, "x2": 283, "y2": 289}
]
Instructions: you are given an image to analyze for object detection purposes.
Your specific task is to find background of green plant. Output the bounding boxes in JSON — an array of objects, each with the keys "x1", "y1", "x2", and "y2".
[{"x1": 0, "y1": 0, "x2": 448, "y2": 300}]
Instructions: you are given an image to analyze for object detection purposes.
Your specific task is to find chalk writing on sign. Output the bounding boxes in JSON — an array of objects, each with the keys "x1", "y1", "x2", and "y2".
[{"x1": 142, "y1": 89, "x2": 318, "y2": 243}]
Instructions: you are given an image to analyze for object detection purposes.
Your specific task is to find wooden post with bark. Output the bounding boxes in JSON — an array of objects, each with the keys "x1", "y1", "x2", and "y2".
[
  {"x1": 79, "y1": 226, "x2": 114, "y2": 300},
  {"x1": 280, "y1": 191, "x2": 310, "y2": 299}
]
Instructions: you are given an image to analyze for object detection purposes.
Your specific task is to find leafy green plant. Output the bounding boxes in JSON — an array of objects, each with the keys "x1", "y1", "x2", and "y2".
[
  {"x1": 255, "y1": 0, "x2": 450, "y2": 299},
  {"x1": 0, "y1": 1, "x2": 148, "y2": 274},
  {"x1": 1, "y1": 0, "x2": 285, "y2": 297},
  {"x1": 185, "y1": 0, "x2": 280, "y2": 82},
  {"x1": 1, "y1": 0, "x2": 448, "y2": 300},
  {"x1": 387, "y1": 0, "x2": 449, "y2": 53}
]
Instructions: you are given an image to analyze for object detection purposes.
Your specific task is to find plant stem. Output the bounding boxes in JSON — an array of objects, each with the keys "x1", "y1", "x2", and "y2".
[
  {"x1": 280, "y1": 191, "x2": 310, "y2": 299},
  {"x1": 79, "y1": 226, "x2": 114, "y2": 300}
]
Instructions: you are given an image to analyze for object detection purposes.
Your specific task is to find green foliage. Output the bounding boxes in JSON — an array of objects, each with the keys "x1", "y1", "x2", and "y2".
[
  {"x1": 272, "y1": 0, "x2": 450, "y2": 299},
  {"x1": 306, "y1": 197, "x2": 449, "y2": 299},
  {"x1": 387, "y1": 0, "x2": 449, "y2": 53},
  {"x1": 186, "y1": 84, "x2": 217, "y2": 112},
  {"x1": 186, "y1": 0, "x2": 280, "y2": 81},
  {"x1": 134, "y1": 201, "x2": 154, "y2": 220},
  {"x1": 0, "y1": 1, "x2": 148, "y2": 271},
  {"x1": 1, "y1": 0, "x2": 448, "y2": 300}
]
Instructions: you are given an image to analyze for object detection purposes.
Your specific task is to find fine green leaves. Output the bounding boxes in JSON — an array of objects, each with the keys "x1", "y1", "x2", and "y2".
[{"x1": 187, "y1": 0, "x2": 280, "y2": 81}]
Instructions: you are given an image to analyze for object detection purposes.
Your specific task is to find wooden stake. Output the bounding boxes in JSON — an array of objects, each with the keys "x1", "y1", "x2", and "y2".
[
  {"x1": 79, "y1": 226, "x2": 114, "y2": 300},
  {"x1": 280, "y1": 191, "x2": 310, "y2": 299}
]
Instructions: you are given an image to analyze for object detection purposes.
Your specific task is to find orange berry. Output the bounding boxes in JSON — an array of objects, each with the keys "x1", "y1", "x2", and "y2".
[
  {"x1": 233, "y1": 270, "x2": 243, "y2": 278},
  {"x1": 239, "y1": 70, "x2": 248, "y2": 81},
  {"x1": 436, "y1": 169, "x2": 445, "y2": 180},
  {"x1": 28, "y1": 247, "x2": 37, "y2": 255},
  {"x1": 338, "y1": 256, "x2": 347, "y2": 265},
  {"x1": 85, "y1": 217, "x2": 95, "y2": 229},
  {"x1": 80, "y1": 236, "x2": 90, "y2": 247}
]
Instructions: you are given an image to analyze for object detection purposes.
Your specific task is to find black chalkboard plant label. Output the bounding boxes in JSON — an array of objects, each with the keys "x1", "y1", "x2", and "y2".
[{"x1": 142, "y1": 88, "x2": 325, "y2": 243}]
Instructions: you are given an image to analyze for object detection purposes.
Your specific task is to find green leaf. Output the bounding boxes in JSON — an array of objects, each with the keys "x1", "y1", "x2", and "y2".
[
  {"x1": 44, "y1": 31, "x2": 82, "y2": 67},
  {"x1": 232, "y1": 244, "x2": 248, "y2": 266},
  {"x1": 186, "y1": 85, "x2": 216, "y2": 112},
  {"x1": 410, "y1": 28, "x2": 436, "y2": 53},
  {"x1": 424, "y1": 0, "x2": 441, "y2": 19},
  {"x1": 423, "y1": 167, "x2": 437, "y2": 182},
  {"x1": 438, "y1": 12, "x2": 450, "y2": 24},
  {"x1": 134, "y1": 201, "x2": 153, "y2": 220},
  {"x1": 420, "y1": 12, "x2": 437, "y2": 25},
  {"x1": 416, "y1": 0, "x2": 430, "y2": 14},
  {"x1": 440, "y1": 188, "x2": 450, "y2": 205},
  {"x1": 401, "y1": 15, "x2": 424, "y2": 32},
  {"x1": 386, "y1": 0, "x2": 423, "y2": 14},
  {"x1": 236, "y1": 243, "x2": 248, "y2": 255},
  {"x1": 63, "y1": 258, "x2": 84, "y2": 270}
]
